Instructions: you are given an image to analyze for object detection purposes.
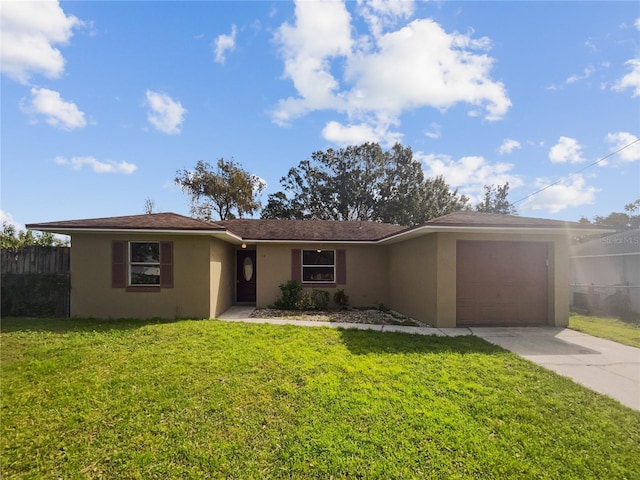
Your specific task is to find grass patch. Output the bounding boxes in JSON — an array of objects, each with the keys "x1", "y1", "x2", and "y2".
[
  {"x1": 2, "y1": 317, "x2": 639, "y2": 479},
  {"x1": 569, "y1": 313, "x2": 640, "y2": 348}
]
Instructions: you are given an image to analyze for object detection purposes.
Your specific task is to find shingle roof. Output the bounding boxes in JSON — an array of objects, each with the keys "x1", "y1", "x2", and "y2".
[
  {"x1": 374, "y1": 211, "x2": 609, "y2": 242},
  {"x1": 27, "y1": 211, "x2": 607, "y2": 242},
  {"x1": 570, "y1": 229, "x2": 640, "y2": 256},
  {"x1": 420, "y1": 211, "x2": 595, "y2": 229},
  {"x1": 219, "y1": 219, "x2": 405, "y2": 241},
  {"x1": 26, "y1": 213, "x2": 225, "y2": 232}
]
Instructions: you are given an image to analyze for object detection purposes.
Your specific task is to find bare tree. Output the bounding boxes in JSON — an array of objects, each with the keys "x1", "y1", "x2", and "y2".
[{"x1": 143, "y1": 198, "x2": 155, "y2": 214}]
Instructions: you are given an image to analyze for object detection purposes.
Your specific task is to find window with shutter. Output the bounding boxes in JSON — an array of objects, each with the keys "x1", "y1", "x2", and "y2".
[
  {"x1": 112, "y1": 241, "x2": 126, "y2": 288},
  {"x1": 160, "y1": 241, "x2": 173, "y2": 288},
  {"x1": 111, "y1": 241, "x2": 173, "y2": 291},
  {"x1": 336, "y1": 249, "x2": 346, "y2": 285},
  {"x1": 291, "y1": 249, "x2": 301, "y2": 282},
  {"x1": 291, "y1": 248, "x2": 346, "y2": 286}
]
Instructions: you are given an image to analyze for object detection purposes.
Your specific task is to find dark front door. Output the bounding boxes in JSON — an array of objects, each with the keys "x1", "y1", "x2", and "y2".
[{"x1": 236, "y1": 250, "x2": 256, "y2": 303}]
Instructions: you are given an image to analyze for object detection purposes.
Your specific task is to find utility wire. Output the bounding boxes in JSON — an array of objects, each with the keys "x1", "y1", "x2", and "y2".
[{"x1": 512, "y1": 137, "x2": 640, "y2": 206}]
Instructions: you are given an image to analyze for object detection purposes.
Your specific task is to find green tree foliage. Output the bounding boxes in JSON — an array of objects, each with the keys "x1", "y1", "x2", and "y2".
[
  {"x1": 175, "y1": 158, "x2": 266, "y2": 221},
  {"x1": 475, "y1": 182, "x2": 517, "y2": 215},
  {"x1": 261, "y1": 142, "x2": 468, "y2": 225},
  {"x1": 1, "y1": 222, "x2": 69, "y2": 248},
  {"x1": 579, "y1": 199, "x2": 640, "y2": 232}
]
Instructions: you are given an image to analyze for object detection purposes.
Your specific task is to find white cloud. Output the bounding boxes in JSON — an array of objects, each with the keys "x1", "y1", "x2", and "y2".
[
  {"x1": 521, "y1": 174, "x2": 598, "y2": 213},
  {"x1": 424, "y1": 123, "x2": 441, "y2": 139},
  {"x1": 0, "y1": 210, "x2": 25, "y2": 231},
  {"x1": 22, "y1": 87, "x2": 86, "y2": 130},
  {"x1": 612, "y1": 58, "x2": 640, "y2": 97},
  {"x1": 273, "y1": 0, "x2": 353, "y2": 125},
  {"x1": 498, "y1": 138, "x2": 521, "y2": 155},
  {"x1": 323, "y1": 121, "x2": 379, "y2": 145},
  {"x1": 213, "y1": 24, "x2": 237, "y2": 65},
  {"x1": 419, "y1": 152, "x2": 523, "y2": 202},
  {"x1": 0, "y1": 0, "x2": 82, "y2": 83},
  {"x1": 273, "y1": 1, "x2": 511, "y2": 142},
  {"x1": 547, "y1": 65, "x2": 596, "y2": 91},
  {"x1": 549, "y1": 136, "x2": 586, "y2": 164},
  {"x1": 566, "y1": 65, "x2": 595, "y2": 84},
  {"x1": 55, "y1": 156, "x2": 137, "y2": 174},
  {"x1": 322, "y1": 120, "x2": 402, "y2": 146},
  {"x1": 345, "y1": 18, "x2": 510, "y2": 123},
  {"x1": 145, "y1": 90, "x2": 187, "y2": 135},
  {"x1": 357, "y1": 0, "x2": 415, "y2": 38},
  {"x1": 584, "y1": 39, "x2": 598, "y2": 52},
  {"x1": 635, "y1": 18, "x2": 640, "y2": 30},
  {"x1": 606, "y1": 132, "x2": 640, "y2": 162}
]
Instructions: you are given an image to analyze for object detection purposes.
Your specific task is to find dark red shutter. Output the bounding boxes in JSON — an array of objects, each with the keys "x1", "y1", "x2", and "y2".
[
  {"x1": 160, "y1": 241, "x2": 173, "y2": 288},
  {"x1": 291, "y1": 249, "x2": 301, "y2": 282},
  {"x1": 112, "y1": 241, "x2": 126, "y2": 288},
  {"x1": 336, "y1": 249, "x2": 346, "y2": 285}
]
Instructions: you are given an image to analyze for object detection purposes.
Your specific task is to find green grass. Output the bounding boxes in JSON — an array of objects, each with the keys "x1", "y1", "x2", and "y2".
[
  {"x1": 569, "y1": 313, "x2": 640, "y2": 348},
  {"x1": 2, "y1": 317, "x2": 639, "y2": 479}
]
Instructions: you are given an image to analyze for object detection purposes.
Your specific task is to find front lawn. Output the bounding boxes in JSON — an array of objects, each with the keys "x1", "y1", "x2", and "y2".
[
  {"x1": 2, "y1": 317, "x2": 639, "y2": 479},
  {"x1": 569, "y1": 313, "x2": 640, "y2": 348}
]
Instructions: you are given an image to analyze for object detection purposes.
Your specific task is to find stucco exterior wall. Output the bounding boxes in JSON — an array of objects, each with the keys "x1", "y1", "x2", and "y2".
[
  {"x1": 70, "y1": 234, "x2": 216, "y2": 319},
  {"x1": 210, "y1": 239, "x2": 235, "y2": 318},
  {"x1": 388, "y1": 234, "x2": 438, "y2": 325},
  {"x1": 255, "y1": 243, "x2": 389, "y2": 308}
]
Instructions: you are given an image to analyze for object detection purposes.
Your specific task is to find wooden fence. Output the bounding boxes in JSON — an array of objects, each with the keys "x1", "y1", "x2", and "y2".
[
  {"x1": 1, "y1": 246, "x2": 70, "y2": 317},
  {"x1": 1, "y1": 246, "x2": 70, "y2": 275}
]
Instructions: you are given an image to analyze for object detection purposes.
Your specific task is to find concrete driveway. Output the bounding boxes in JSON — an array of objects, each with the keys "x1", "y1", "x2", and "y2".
[{"x1": 471, "y1": 327, "x2": 640, "y2": 411}]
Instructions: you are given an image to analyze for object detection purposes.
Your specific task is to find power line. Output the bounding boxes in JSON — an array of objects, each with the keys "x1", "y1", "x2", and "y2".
[{"x1": 512, "y1": 137, "x2": 640, "y2": 206}]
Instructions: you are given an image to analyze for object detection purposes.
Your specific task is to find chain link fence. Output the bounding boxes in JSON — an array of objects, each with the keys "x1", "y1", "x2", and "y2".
[{"x1": 570, "y1": 284, "x2": 639, "y2": 320}]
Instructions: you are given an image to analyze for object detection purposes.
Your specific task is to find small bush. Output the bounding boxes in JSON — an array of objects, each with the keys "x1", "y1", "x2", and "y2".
[
  {"x1": 274, "y1": 280, "x2": 303, "y2": 310},
  {"x1": 274, "y1": 281, "x2": 330, "y2": 311},
  {"x1": 294, "y1": 292, "x2": 315, "y2": 311},
  {"x1": 294, "y1": 289, "x2": 330, "y2": 311},
  {"x1": 333, "y1": 289, "x2": 349, "y2": 310},
  {"x1": 311, "y1": 289, "x2": 330, "y2": 310}
]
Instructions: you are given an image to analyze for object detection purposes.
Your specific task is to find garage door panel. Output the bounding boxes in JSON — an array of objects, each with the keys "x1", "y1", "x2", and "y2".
[
  {"x1": 457, "y1": 241, "x2": 549, "y2": 326},
  {"x1": 456, "y1": 306, "x2": 476, "y2": 322}
]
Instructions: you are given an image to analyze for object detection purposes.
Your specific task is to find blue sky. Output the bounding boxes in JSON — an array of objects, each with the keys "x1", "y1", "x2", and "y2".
[{"x1": 1, "y1": 0, "x2": 639, "y2": 230}]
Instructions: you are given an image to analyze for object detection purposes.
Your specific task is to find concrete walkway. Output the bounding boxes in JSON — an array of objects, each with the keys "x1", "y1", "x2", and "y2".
[{"x1": 218, "y1": 306, "x2": 640, "y2": 411}]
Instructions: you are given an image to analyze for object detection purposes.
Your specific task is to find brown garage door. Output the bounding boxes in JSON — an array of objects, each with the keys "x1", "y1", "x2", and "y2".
[{"x1": 456, "y1": 241, "x2": 549, "y2": 326}]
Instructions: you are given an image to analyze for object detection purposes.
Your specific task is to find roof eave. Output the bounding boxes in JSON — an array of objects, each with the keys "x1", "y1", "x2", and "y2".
[
  {"x1": 27, "y1": 224, "x2": 614, "y2": 245},
  {"x1": 570, "y1": 252, "x2": 640, "y2": 259},
  {"x1": 26, "y1": 226, "x2": 244, "y2": 244},
  {"x1": 241, "y1": 238, "x2": 381, "y2": 245},
  {"x1": 378, "y1": 225, "x2": 615, "y2": 245}
]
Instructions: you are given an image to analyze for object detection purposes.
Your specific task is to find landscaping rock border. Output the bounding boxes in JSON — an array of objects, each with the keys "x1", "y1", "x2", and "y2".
[{"x1": 250, "y1": 308, "x2": 429, "y2": 327}]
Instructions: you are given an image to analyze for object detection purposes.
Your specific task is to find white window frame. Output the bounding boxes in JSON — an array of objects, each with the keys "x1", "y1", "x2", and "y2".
[
  {"x1": 301, "y1": 249, "x2": 336, "y2": 283},
  {"x1": 129, "y1": 241, "x2": 161, "y2": 286}
]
